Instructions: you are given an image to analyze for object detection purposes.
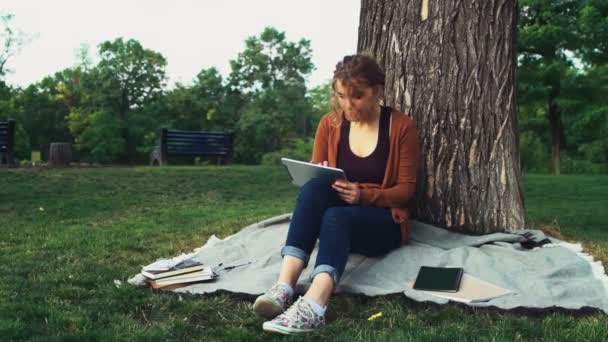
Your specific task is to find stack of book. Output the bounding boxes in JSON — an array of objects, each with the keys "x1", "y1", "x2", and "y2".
[{"x1": 141, "y1": 259, "x2": 217, "y2": 289}]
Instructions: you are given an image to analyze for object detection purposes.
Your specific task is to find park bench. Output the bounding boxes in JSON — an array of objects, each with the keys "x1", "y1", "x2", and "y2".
[
  {"x1": 0, "y1": 119, "x2": 16, "y2": 167},
  {"x1": 150, "y1": 128, "x2": 233, "y2": 166}
]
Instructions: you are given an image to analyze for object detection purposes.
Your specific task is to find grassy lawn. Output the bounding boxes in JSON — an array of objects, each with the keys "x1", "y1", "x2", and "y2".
[{"x1": 1, "y1": 166, "x2": 607, "y2": 341}]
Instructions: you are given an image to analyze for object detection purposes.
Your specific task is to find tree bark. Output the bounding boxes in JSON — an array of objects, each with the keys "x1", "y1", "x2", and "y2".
[
  {"x1": 548, "y1": 86, "x2": 562, "y2": 175},
  {"x1": 358, "y1": 0, "x2": 525, "y2": 233}
]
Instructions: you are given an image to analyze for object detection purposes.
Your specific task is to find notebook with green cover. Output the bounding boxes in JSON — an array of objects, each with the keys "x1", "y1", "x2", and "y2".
[{"x1": 413, "y1": 266, "x2": 464, "y2": 292}]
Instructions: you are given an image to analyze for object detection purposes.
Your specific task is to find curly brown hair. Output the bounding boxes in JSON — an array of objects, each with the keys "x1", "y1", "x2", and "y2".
[{"x1": 330, "y1": 54, "x2": 385, "y2": 112}]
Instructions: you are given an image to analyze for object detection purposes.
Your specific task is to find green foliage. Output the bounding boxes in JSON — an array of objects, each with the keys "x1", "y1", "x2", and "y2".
[
  {"x1": 12, "y1": 120, "x2": 30, "y2": 160},
  {"x1": 566, "y1": 65, "x2": 608, "y2": 163},
  {"x1": 229, "y1": 27, "x2": 314, "y2": 164},
  {"x1": 63, "y1": 38, "x2": 167, "y2": 163},
  {"x1": 13, "y1": 73, "x2": 73, "y2": 160},
  {"x1": 0, "y1": 81, "x2": 30, "y2": 159},
  {"x1": 78, "y1": 110, "x2": 125, "y2": 163},
  {"x1": 307, "y1": 82, "x2": 332, "y2": 135},
  {"x1": 518, "y1": 0, "x2": 608, "y2": 174},
  {"x1": 0, "y1": 80, "x2": 17, "y2": 119},
  {"x1": 159, "y1": 68, "x2": 235, "y2": 132},
  {"x1": 0, "y1": 80, "x2": 17, "y2": 122},
  {"x1": 96, "y1": 38, "x2": 167, "y2": 109},
  {"x1": 520, "y1": 131, "x2": 551, "y2": 173},
  {"x1": 228, "y1": 27, "x2": 313, "y2": 92},
  {"x1": 234, "y1": 85, "x2": 313, "y2": 163},
  {"x1": 578, "y1": 0, "x2": 608, "y2": 64},
  {"x1": 260, "y1": 137, "x2": 314, "y2": 165},
  {"x1": 560, "y1": 157, "x2": 608, "y2": 174}
]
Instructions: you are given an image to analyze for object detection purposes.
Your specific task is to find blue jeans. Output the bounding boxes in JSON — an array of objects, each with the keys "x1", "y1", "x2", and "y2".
[{"x1": 281, "y1": 178, "x2": 402, "y2": 285}]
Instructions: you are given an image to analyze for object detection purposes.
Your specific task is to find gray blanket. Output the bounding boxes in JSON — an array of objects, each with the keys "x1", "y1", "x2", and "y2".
[{"x1": 128, "y1": 214, "x2": 608, "y2": 313}]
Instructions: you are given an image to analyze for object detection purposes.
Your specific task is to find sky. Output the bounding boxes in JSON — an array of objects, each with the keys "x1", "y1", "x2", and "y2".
[{"x1": 2, "y1": 0, "x2": 360, "y2": 89}]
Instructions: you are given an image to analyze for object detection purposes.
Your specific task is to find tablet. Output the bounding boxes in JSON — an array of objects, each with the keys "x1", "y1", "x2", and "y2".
[{"x1": 281, "y1": 158, "x2": 346, "y2": 187}]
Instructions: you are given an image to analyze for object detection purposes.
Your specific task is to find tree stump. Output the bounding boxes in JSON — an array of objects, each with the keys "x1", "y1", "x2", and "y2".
[{"x1": 49, "y1": 143, "x2": 72, "y2": 167}]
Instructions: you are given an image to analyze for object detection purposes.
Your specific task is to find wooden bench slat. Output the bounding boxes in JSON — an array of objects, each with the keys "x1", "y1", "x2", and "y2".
[
  {"x1": 167, "y1": 147, "x2": 231, "y2": 152},
  {"x1": 168, "y1": 128, "x2": 227, "y2": 134},
  {"x1": 167, "y1": 133, "x2": 229, "y2": 139},
  {"x1": 151, "y1": 127, "x2": 233, "y2": 166},
  {"x1": 165, "y1": 137, "x2": 231, "y2": 144},
  {"x1": 167, "y1": 145, "x2": 231, "y2": 152},
  {"x1": 167, "y1": 143, "x2": 227, "y2": 149},
  {"x1": 168, "y1": 150, "x2": 228, "y2": 156},
  {"x1": 167, "y1": 131, "x2": 229, "y2": 137},
  {"x1": 167, "y1": 146, "x2": 229, "y2": 152}
]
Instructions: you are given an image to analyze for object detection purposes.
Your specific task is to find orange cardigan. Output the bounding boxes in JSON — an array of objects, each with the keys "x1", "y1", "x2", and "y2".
[{"x1": 311, "y1": 109, "x2": 418, "y2": 244}]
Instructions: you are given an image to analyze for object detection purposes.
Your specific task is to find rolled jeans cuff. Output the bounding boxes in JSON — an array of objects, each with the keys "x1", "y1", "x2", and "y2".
[
  {"x1": 280, "y1": 245, "x2": 310, "y2": 267},
  {"x1": 310, "y1": 264, "x2": 339, "y2": 286}
]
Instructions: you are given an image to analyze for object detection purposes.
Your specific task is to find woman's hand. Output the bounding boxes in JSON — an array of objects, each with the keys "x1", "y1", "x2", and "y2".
[
  {"x1": 332, "y1": 180, "x2": 360, "y2": 204},
  {"x1": 310, "y1": 160, "x2": 328, "y2": 167}
]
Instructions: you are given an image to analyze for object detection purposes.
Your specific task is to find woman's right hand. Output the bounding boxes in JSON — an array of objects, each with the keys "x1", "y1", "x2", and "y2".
[{"x1": 310, "y1": 160, "x2": 328, "y2": 167}]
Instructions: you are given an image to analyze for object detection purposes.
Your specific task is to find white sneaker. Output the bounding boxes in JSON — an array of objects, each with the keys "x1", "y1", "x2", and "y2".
[
  {"x1": 262, "y1": 297, "x2": 325, "y2": 335},
  {"x1": 252, "y1": 283, "x2": 293, "y2": 319}
]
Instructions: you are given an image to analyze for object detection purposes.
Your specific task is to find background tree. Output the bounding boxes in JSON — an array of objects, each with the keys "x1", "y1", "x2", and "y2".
[
  {"x1": 0, "y1": 13, "x2": 27, "y2": 78},
  {"x1": 15, "y1": 72, "x2": 73, "y2": 160},
  {"x1": 571, "y1": 1, "x2": 608, "y2": 169},
  {"x1": 307, "y1": 82, "x2": 331, "y2": 135},
  {"x1": 358, "y1": 0, "x2": 524, "y2": 233},
  {"x1": 64, "y1": 38, "x2": 167, "y2": 162},
  {"x1": 518, "y1": 0, "x2": 608, "y2": 174},
  {"x1": 519, "y1": 0, "x2": 582, "y2": 174},
  {"x1": 0, "y1": 13, "x2": 31, "y2": 160},
  {"x1": 160, "y1": 68, "x2": 233, "y2": 131},
  {"x1": 567, "y1": 66, "x2": 608, "y2": 167},
  {"x1": 228, "y1": 27, "x2": 314, "y2": 163},
  {"x1": 0, "y1": 80, "x2": 30, "y2": 159}
]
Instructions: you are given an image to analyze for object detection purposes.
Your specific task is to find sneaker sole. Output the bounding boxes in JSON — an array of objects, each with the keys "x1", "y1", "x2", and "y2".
[
  {"x1": 253, "y1": 297, "x2": 283, "y2": 319},
  {"x1": 263, "y1": 321, "x2": 316, "y2": 335}
]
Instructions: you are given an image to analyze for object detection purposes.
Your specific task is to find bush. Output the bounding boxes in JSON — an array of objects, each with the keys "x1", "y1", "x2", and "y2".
[
  {"x1": 261, "y1": 137, "x2": 314, "y2": 165},
  {"x1": 560, "y1": 157, "x2": 608, "y2": 174},
  {"x1": 13, "y1": 121, "x2": 31, "y2": 161},
  {"x1": 520, "y1": 132, "x2": 550, "y2": 173}
]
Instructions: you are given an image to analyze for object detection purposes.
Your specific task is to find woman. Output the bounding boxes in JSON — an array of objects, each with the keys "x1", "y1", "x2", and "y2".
[{"x1": 253, "y1": 54, "x2": 418, "y2": 335}]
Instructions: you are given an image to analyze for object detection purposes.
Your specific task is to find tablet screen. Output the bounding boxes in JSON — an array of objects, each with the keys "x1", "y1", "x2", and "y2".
[{"x1": 281, "y1": 158, "x2": 346, "y2": 186}]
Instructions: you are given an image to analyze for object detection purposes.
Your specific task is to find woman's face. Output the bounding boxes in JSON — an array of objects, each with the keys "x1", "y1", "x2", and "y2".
[{"x1": 334, "y1": 79, "x2": 382, "y2": 122}]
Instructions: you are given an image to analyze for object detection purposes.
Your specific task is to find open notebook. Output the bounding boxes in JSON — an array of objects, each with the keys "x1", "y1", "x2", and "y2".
[{"x1": 408, "y1": 272, "x2": 515, "y2": 303}]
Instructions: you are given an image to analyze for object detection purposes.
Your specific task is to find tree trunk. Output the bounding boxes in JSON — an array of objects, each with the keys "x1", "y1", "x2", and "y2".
[
  {"x1": 358, "y1": 0, "x2": 525, "y2": 233},
  {"x1": 548, "y1": 87, "x2": 561, "y2": 175},
  {"x1": 120, "y1": 89, "x2": 133, "y2": 164},
  {"x1": 49, "y1": 142, "x2": 72, "y2": 167}
]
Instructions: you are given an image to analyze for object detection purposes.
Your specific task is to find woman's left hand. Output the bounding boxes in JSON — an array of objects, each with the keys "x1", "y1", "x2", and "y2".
[{"x1": 332, "y1": 180, "x2": 360, "y2": 204}]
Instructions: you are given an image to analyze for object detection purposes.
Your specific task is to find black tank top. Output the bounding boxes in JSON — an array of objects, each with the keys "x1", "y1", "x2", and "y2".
[{"x1": 337, "y1": 106, "x2": 390, "y2": 184}]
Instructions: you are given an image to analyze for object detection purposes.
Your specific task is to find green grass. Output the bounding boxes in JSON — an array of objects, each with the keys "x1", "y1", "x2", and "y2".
[{"x1": 1, "y1": 166, "x2": 607, "y2": 341}]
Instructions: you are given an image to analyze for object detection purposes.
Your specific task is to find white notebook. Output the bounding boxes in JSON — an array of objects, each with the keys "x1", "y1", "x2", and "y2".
[{"x1": 408, "y1": 273, "x2": 515, "y2": 303}]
